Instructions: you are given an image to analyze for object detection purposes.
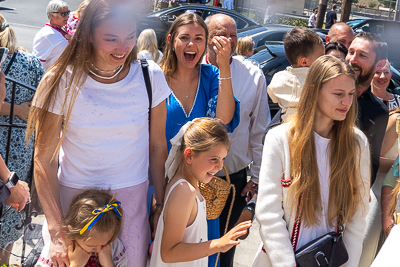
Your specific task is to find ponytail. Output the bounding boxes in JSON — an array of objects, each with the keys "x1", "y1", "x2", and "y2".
[{"x1": 0, "y1": 13, "x2": 16, "y2": 54}]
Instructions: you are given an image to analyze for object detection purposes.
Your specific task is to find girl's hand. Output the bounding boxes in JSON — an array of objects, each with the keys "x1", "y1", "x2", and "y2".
[
  {"x1": 68, "y1": 242, "x2": 90, "y2": 267},
  {"x1": 212, "y1": 36, "x2": 232, "y2": 70},
  {"x1": 98, "y1": 244, "x2": 114, "y2": 267},
  {"x1": 216, "y1": 221, "x2": 252, "y2": 253}
]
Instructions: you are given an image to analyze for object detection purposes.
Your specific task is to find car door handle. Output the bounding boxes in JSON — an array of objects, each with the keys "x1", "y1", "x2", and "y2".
[{"x1": 141, "y1": 23, "x2": 149, "y2": 25}]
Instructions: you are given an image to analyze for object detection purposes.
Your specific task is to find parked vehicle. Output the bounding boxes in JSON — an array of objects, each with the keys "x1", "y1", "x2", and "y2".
[
  {"x1": 251, "y1": 42, "x2": 400, "y2": 117},
  {"x1": 137, "y1": 4, "x2": 262, "y2": 49}
]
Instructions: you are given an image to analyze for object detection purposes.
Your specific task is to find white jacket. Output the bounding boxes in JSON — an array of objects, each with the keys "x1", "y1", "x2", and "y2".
[{"x1": 253, "y1": 123, "x2": 370, "y2": 267}]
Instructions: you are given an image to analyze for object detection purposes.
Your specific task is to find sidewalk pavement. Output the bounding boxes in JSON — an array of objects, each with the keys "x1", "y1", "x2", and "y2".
[{"x1": 233, "y1": 219, "x2": 261, "y2": 267}]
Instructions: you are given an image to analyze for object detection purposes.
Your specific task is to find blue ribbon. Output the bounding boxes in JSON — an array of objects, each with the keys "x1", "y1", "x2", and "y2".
[{"x1": 80, "y1": 201, "x2": 122, "y2": 235}]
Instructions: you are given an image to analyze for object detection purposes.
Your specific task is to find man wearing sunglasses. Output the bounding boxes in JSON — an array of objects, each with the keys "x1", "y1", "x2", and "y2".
[{"x1": 33, "y1": 0, "x2": 70, "y2": 70}]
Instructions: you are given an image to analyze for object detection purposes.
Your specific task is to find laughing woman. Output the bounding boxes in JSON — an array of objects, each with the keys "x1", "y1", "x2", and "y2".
[
  {"x1": 27, "y1": 1, "x2": 170, "y2": 266},
  {"x1": 160, "y1": 13, "x2": 239, "y2": 267},
  {"x1": 160, "y1": 13, "x2": 239, "y2": 151},
  {"x1": 253, "y1": 56, "x2": 370, "y2": 267}
]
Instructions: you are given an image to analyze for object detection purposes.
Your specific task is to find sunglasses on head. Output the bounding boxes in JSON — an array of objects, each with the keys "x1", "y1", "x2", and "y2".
[{"x1": 52, "y1": 10, "x2": 70, "y2": 17}]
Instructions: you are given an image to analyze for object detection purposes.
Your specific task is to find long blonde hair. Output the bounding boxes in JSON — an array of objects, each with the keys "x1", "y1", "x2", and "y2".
[
  {"x1": 137, "y1": 29, "x2": 161, "y2": 63},
  {"x1": 288, "y1": 55, "x2": 362, "y2": 226},
  {"x1": 26, "y1": 0, "x2": 137, "y2": 157},
  {"x1": 388, "y1": 109, "x2": 400, "y2": 216},
  {"x1": 0, "y1": 13, "x2": 16, "y2": 54}
]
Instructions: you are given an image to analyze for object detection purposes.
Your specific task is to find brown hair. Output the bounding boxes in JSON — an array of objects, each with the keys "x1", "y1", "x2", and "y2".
[
  {"x1": 26, "y1": 0, "x2": 137, "y2": 157},
  {"x1": 63, "y1": 189, "x2": 123, "y2": 242},
  {"x1": 236, "y1": 36, "x2": 255, "y2": 56},
  {"x1": 354, "y1": 32, "x2": 388, "y2": 63},
  {"x1": 288, "y1": 55, "x2": 363, "y2": 226},
  {"x1": 283, "y1": 26, "x2": 323, "y2": 66},
  {"x1": 181, "y1": 118, "x2": 230, "y2": 155},
  {"x1": 160, "y1": 13, "x2": 208, "y2": 82},
  {"x1": 0, "y1": 13, "x2": 16, "y2": 54}
]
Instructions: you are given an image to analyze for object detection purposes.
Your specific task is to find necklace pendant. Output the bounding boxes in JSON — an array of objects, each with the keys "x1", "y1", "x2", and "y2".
[{"x1": 185, "y1": 94, "x2": 188, "y2": 98}]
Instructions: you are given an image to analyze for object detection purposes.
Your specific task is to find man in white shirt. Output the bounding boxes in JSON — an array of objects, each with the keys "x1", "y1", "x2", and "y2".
[
  {"x1": 204, "y1": 14, "x2": 271, "y2": 267},
  {"x1": 308, "y1": 8, "x2": 318, "y2": 28},
  {"x1": 32, "y1": 0, "x2": 70, "y2": 70}
]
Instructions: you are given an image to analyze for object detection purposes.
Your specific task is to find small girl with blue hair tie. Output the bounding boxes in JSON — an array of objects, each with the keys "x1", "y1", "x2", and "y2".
[{"x1": 36, "y1": 189, "x2": 127, "y2": 267}]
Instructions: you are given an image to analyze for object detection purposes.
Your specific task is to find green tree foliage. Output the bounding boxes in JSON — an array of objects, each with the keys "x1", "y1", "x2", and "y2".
[
  {"x1": 275, "y1": 17, "x2": 308, "y2": 27},
  {"x1": 368, "y1": 2, "x2": 377, "y2": 7},
  {"x1": 378, "y1": 0, "x2": 396, "y2": 9},
  {"x1": 352, "y1": 0, "x2": 359, "y2": 3}
]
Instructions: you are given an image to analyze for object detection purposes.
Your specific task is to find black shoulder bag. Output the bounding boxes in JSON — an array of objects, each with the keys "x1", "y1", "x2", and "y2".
[
  {"x1": 291, "y1": 198, "x2": 349, "y2": 267},
  {"x1": 139, "y1": 58, "x2": 152, "y2": 120}
]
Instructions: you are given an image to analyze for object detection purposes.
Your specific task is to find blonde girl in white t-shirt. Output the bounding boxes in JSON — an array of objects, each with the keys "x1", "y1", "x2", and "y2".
[
  {"x1": 137, "y1": 29, "x2": 163, "y2": 64},
  {"x1": 150, "y1": 118, "x2": 251, "y2": 267}
]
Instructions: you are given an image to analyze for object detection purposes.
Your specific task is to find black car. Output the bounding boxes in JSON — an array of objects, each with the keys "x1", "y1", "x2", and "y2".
[
  {"x1": 138, "y1": 4, "x2": 261, "y2": 49},
  {"x1": 251, "y1": 42, "x2": 400, "y2": 117}
]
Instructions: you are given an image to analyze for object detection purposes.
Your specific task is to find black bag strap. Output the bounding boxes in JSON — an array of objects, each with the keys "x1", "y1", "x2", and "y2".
[
  {"x1": 4, "y1": 50, "x2": 18, "y2": 75},
  {"x1": 140, "y1": 58, "x2": 152, "y2": 128}
]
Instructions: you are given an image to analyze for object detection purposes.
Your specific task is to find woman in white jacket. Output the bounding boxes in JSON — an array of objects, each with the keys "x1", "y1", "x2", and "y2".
[{"x1": 253, "y1": 55, "x2": 370, "y2": 267}]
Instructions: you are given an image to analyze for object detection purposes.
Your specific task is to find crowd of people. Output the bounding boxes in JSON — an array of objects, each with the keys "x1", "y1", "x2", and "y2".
[{"x1": 0, "y1": 0, "x2": 400, "y2": 267}]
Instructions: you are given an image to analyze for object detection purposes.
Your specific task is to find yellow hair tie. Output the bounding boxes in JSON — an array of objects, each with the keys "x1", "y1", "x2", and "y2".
[{"x1": 80, "y1": 202, "x2": 122, "y2": 235}]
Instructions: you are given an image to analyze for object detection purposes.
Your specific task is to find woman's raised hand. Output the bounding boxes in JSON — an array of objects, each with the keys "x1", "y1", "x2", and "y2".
[
  {"x1": 215, "y1": 221, "x2": 252, "y2": 253},
  {"x1": 212, "y1": 36, "x2": 232, "y2": 69}
]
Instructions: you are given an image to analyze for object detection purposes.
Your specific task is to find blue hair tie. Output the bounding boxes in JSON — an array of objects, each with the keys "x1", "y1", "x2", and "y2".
[
  {"x1": 80, "y1": 201, "x2": 122, "y2": 235},
  {"x1": 1, "y1": 23, "x2": 9, "y2": 31}
]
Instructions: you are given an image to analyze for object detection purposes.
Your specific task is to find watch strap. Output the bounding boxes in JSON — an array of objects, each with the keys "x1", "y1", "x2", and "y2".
[{"x1": 5, "y1": 172, "x2": 19, "y2": 189}]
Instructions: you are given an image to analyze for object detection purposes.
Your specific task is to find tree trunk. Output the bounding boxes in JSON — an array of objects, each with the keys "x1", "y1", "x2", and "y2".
[
  {"x1": 316, "y1": 0, "x2": 328, "y2": 29},
  {"x1": 341, "y1": 0, "x2": 352, "y2": 22}
]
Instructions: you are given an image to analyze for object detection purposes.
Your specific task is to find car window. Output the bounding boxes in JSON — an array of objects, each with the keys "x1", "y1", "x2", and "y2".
[
  {"x1": 202, "y1": 11, "x2": 247, "y2": 29},
  {"x1": 369, "y1": 21, "x2": 385, "y2": 37},
  {"x1": 354, "y1": 23, "x2": 371, "y2": 33},
  {"x1": 257, "y1": 32, "x2": 285, "y2": 47},
  {"x1": 167, "y1": 10, "x2": 186, "y2": 20},
  {"x1": 383, "y1": 22, "x2": 400, "y2": 39},
  {"x1": 346, "y1": 19, "x2": 364, "y2": 28},
  {"x1": 167, "y1": 9, "x2": 203, "y2": 20},
  {"x1": 202, "y1": 10, "x2": 217, "y2": 19},
  {"x1": 230, "y1": 16, "x2": 247, "y2": 29}
]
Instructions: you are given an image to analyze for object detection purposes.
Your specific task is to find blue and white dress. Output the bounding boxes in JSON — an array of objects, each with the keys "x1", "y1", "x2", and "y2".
[
  {"x1": 165, "y1": 64, "x2": 240, "y2": 151},
  {"x1": 0, "y1": 50, "x2": 44, "y2": 248}
]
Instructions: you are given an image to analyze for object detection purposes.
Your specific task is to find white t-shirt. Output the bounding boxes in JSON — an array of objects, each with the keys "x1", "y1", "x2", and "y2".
[
  {"x1": 36, "y1": 61, "x2": 170, "y2": 189},
  {"x1": 32, "y1": 25, "x2": 68, "y2": 71},
  {"x1": 296, "y1": 132, "x2": 335, "y2": 249},
  {"x1": 138, "y1": 50, "x2": 163, "y2": 64}
]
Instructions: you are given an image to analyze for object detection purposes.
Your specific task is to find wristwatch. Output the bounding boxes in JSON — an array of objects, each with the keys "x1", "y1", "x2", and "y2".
[{"x1": 5, "y1": 172, "x2": 19, "y2": 189}]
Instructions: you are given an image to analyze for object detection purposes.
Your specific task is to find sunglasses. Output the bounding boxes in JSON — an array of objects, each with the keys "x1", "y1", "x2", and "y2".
[{"x1": 52, "y1": 10, "x2": 70, "y2": 17}]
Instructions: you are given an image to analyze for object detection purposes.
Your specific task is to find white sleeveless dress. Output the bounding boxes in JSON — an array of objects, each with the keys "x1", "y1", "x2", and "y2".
[{"x1": 149, "y1": 179, "x2": 208, "y2": 267}]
